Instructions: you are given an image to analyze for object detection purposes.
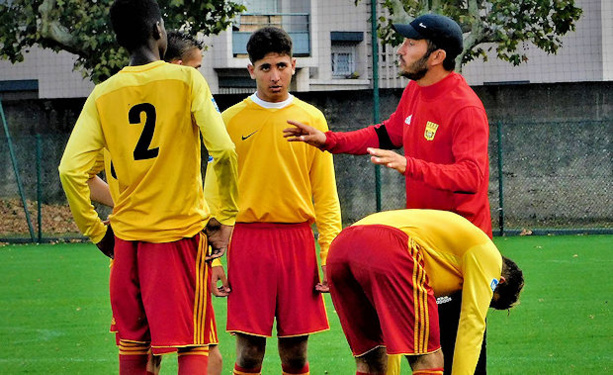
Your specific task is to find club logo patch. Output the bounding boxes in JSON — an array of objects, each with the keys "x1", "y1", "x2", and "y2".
[{"x1": 424, "y1": 121, "x2": 439, "y2": 141}]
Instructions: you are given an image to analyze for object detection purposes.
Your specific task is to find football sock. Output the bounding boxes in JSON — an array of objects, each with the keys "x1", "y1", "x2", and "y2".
[
  {"x1": 233, "y1": 363, "x2": 262, "y2": 374},
  {"x1": 282, "y1": 361, "x2": 309, "y2": 374},
  {"x1": 177, "y1": 346, "x2": 209, "y2": 375},
  {"x1": 412, "y1": 368, "x2": 444, "y2": 375},
  {"x1": 118, "y1": 340, "x2": 149, "y2": 374}
]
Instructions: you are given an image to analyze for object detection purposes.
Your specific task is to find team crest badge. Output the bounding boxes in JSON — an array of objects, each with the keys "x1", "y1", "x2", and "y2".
[{"x1": 424, "y1": 121, "x2": 439, "y2": 141}]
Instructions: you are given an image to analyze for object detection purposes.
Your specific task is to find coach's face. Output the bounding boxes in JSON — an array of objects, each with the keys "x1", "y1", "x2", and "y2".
[
  {"x1": 397, "y1": 38, "x2": 430, "y2": 81},
  {"x1": 248, "y1": 52, "x2": 296, "y2": 103}
]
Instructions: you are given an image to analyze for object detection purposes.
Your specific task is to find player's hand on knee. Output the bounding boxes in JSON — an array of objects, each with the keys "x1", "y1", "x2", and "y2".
[{"x1": 96, "y1": 224, "x2": 115, "y2": 259}]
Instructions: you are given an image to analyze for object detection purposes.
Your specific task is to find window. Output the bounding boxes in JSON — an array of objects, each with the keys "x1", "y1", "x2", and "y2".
[{"x1": 331, "y1": 44, "x2": 356, "y2": 77}]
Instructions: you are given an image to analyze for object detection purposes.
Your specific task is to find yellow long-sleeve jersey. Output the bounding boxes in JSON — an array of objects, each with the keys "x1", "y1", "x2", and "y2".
[
  {"x1": 59, "y1": 61, "x2": 238, "y2": 243},
  {"x1": 205, "y1": 94, "x2": 342, "y2": 263},
  {"x1": 354, "y1": 209, "x2": 502, "y2": 375}
]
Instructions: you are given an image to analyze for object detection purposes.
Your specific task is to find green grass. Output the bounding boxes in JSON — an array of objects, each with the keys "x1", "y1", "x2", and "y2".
[{"x1": 0, "y1": 235, "x2": 611, "y2": 374}]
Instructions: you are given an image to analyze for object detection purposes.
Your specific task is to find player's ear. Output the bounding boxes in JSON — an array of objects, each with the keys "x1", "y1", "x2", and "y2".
[
  {"x1": 247, "y1": 64, "x2": 256, "y2": 79},
  {"x1": 498, "y1": 276, "x2": 507, "y2": 285}
]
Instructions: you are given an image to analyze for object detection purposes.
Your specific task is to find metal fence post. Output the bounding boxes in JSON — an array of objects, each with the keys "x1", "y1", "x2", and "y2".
[
  {"x1": 371, "y1": 0, "x2": 381, "y2": 212},
  {"x1": 36, "y1": 134, "x2": 43, "y2": 242},
  {"x1": 497, "y1": 121, "x2": 505, "y2": 236},
  {"x1": 1, "y1": 98, "x2": 36, "y2": 241}
]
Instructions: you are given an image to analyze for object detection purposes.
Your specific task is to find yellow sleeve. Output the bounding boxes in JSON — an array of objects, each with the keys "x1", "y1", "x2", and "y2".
[
  {"x1": 87, "y1": 151, "x2": 106, "y2": 178},
  {"x1": 203, "y1": 155, "x2": 221, "y2": 219},
  {"x1": 452, "y1": 245, "x2": 501, "y2": 375},
  {"x1": 191, "y1": 73, "x2": 238, "y2": 226},
  {"x1": 58, "y1": 92, "x2": 107, "y2": 243},
  {"x1": 309, "y1": 112, "x2": 342, "y2": 265}
]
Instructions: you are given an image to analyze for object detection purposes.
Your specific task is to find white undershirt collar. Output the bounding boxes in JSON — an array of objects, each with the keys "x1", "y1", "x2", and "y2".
[{"x1": 250, "y1": 93, "x2": 294, "y2": 109}]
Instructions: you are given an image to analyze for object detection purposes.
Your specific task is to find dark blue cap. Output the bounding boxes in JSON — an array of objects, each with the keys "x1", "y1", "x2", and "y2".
[{"x1": 392, "y1": 14, "x2": 463, "y2": 58}]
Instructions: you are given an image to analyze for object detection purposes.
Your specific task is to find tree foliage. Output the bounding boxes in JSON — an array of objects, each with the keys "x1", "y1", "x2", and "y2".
[
  {"x1": 0, "y1": 0, "x2": 245, "y2": 83},
  {"x1": 364, "y1": 0, "x2": 583, "y2": 69}
]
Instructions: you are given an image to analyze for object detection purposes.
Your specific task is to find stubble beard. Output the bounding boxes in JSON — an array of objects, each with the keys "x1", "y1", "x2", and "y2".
[{"x1": 400, "y1": 53, "x2": 430, "y2": 81}]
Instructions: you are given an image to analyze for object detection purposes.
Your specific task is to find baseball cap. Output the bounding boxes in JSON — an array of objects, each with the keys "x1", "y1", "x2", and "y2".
[{"x1": 392, "y1": 14, "x2": 463, "y2": 59}]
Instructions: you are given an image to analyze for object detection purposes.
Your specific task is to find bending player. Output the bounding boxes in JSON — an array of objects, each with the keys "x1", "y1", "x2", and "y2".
[
  {"x1": 59, "y1": 0, "x2": 238, "y2": 373},
  {"x1": 326, "y1": 209, "x2": 524, "y2": 375}
]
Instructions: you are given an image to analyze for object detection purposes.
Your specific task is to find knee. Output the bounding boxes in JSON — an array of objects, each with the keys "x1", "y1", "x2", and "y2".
[
  {"x1": 236, "y1": 335, "x2": 266, "y2": 369},
  {"x1": 278, "y1": 336, "x2": 308, "y2": 369}
]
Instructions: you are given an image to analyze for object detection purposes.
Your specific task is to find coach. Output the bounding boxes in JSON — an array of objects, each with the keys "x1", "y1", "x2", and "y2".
[{"x1": 284, "y1": 13, "x2": 492, "y2": 374}]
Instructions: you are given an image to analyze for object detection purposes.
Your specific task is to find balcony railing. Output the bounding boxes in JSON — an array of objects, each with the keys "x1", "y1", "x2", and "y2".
[{"x1": 232, "y1": 13, "x2": 311, "y2": 57}]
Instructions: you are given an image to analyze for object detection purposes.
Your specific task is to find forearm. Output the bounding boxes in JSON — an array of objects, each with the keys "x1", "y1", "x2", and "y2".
[
  {"x1": 323, "y1": 126, "x2": 380, "y2": 154},
  {"x1": 405, "y1": 157, "x2": 485, "y2": 193}
]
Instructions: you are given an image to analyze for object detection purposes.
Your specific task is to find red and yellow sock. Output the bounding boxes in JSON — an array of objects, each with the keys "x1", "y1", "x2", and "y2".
[
  {"x1": 282, "y1": 361, "x2": 309, "y2": 375},
  {"x1": 118, "y1": 340, "x2": 149, "y2": 374},
  {"x1": 177, "y1": 346, "x2": 209, "y2": 375},
  {"x1": 233, "y1": 363, "x2": 262, "y2": 375},
  {"x1": 412, "y1": 368, "x2": 444, "y2": 375}
]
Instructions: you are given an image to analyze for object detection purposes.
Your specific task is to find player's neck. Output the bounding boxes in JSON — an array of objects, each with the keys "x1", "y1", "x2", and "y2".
[{"x1": 129, "y1": 45, "x2": 162, "y2": 66}]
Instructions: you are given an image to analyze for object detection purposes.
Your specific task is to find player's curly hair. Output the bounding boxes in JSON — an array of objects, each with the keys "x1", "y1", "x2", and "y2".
[
  {"x1": 164, "y1": 31, "x2": 204, "y2": 62},
  {"x1": 246, "y1": 26, "x2": 293, "y2": 64},
  {"x1": 491, "y1": 256, "x2": 524, "y2": 310},
  {"x1": 110, "y1": 0, "x2": 162, "y2": 51}
]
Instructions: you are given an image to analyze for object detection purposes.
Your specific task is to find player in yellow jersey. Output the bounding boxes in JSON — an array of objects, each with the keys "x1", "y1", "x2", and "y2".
[
  {"x1": 326, "y1": 209, "x2": 524, "y2": 375},
  {"x1": 58, "y1": 1, "x2": 238, "y2": 373},
  {"x1": 204, "y1": 27, "x2": 342, "y2": 375},
  {"x1": 85, "y1": 28, "x2": 227, "y2": 375}
]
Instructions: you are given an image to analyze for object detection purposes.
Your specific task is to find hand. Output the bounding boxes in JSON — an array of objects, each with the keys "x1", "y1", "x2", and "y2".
[
  {"x1": 283, "y1": 120, "x2": 327, "y2": 148},
  {"x1": 210, "y1": 265, "x2": 231, "y2": 297},
  {"x1": 204, "y1": 218, "x2": 233, "y2": 261},
  {"x1": 315, "y1": 265, "x2": 329, "y2": 293},
  {"x1": 96, "y1": 224, "x2": 115, "y2": 259},
  {"x1": 367, "y1": 147, "x2": 407, "y2": 174}
]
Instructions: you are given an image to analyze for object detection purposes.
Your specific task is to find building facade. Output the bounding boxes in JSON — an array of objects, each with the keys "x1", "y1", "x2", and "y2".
[{"x1": 0, "y1": 0, "x2": 611, "y2": 99}]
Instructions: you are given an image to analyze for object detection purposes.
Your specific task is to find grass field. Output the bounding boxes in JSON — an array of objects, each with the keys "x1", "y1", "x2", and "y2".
[{"x1": 0, "y1": 235, "x2": 611, "y2": 374}]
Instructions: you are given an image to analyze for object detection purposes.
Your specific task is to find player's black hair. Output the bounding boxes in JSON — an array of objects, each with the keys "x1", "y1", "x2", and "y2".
[
  {"x1": 246, "y1": 26, "x2": 293, "y2": 64},
  {"x1": 491, "y1": 256, "x2": 524, "y2": 310},
  {"x1": 425, "y1": 39, "x2": 456, "y2": 71},
  {"x1": 164, "y1": 30, "x2": 204, "y2": 62},
  {"x1": 110, "y1": 0, "x2": 162, "y2": 51}
]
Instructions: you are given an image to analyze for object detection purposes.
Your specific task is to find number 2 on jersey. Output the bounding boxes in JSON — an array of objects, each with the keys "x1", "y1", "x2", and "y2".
[{"x1": 129, "y1": 103, "x2": 159, "y2": 160}]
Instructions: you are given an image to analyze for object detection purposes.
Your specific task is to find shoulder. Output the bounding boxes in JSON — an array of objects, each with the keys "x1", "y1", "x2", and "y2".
[
  {"x1": 222, "y1": 98, "x2": 251, "y2": 122},
  {"x1": 290, "y1": 97, "x2": 327, "y2": 127}
]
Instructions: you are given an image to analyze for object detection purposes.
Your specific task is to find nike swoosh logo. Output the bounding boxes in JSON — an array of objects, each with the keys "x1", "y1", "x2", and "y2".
[{"x1": 241, "y1": 131, "x2": 258, "y2": 141}]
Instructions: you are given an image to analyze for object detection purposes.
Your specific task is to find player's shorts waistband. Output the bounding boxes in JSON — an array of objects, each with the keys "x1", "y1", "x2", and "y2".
[{"x1": 235, "y1": 222, "x2": 310, "y2": 230}]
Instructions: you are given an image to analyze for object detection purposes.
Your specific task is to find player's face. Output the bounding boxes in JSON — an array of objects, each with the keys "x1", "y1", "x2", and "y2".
[
  {"x1": 248, "y1": 52, "x2": 296, "y2": 103},
  {"x1": 397, "y1": 38, "x2": 431, "y2": 81},
  {"x1": 181, "y1": 47, "x2": 203, "y2": 69}
]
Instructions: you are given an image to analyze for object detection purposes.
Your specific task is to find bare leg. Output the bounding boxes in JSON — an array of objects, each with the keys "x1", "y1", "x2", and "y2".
[
  {"x1": 278, "y1": 335, "x2": 309, "y2": 372},
  {"x1": 355, "y1": 346, "x2": 387, "y2": 374},
  {"x1": 207, "y1": 345, "x2": 222, "y2": 375},
  {"x1": 235, "y1": 333, "x2": 266, "y2": 370}
]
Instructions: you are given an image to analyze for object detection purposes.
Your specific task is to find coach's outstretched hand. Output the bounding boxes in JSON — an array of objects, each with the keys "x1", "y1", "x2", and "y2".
[
  {"x1": 96, "y1": 224, "x2": 115, "y2": 259},
  {"x1": 283, "y1": 120, "x2": 327, "y2": 148},
  {"x1": 205, "y1": 218, "x2": 233, "y2": 261}
]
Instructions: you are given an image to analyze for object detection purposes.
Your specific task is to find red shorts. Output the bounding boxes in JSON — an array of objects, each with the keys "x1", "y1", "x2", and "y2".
[
  {"x1": 226, "y1": 222, "x2": 329, "y2": 337},
  {"x1": 109, "y1": 233, "x2": 217, "y2": 354},
  {"x1": 326, "y1": 225, "x2": 440, "y2": 356}
]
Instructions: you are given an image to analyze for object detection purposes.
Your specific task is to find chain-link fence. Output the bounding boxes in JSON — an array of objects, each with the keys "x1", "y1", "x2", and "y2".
[{"x1": 1, "y1": 116, "x2": 611, "y2": 242}]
